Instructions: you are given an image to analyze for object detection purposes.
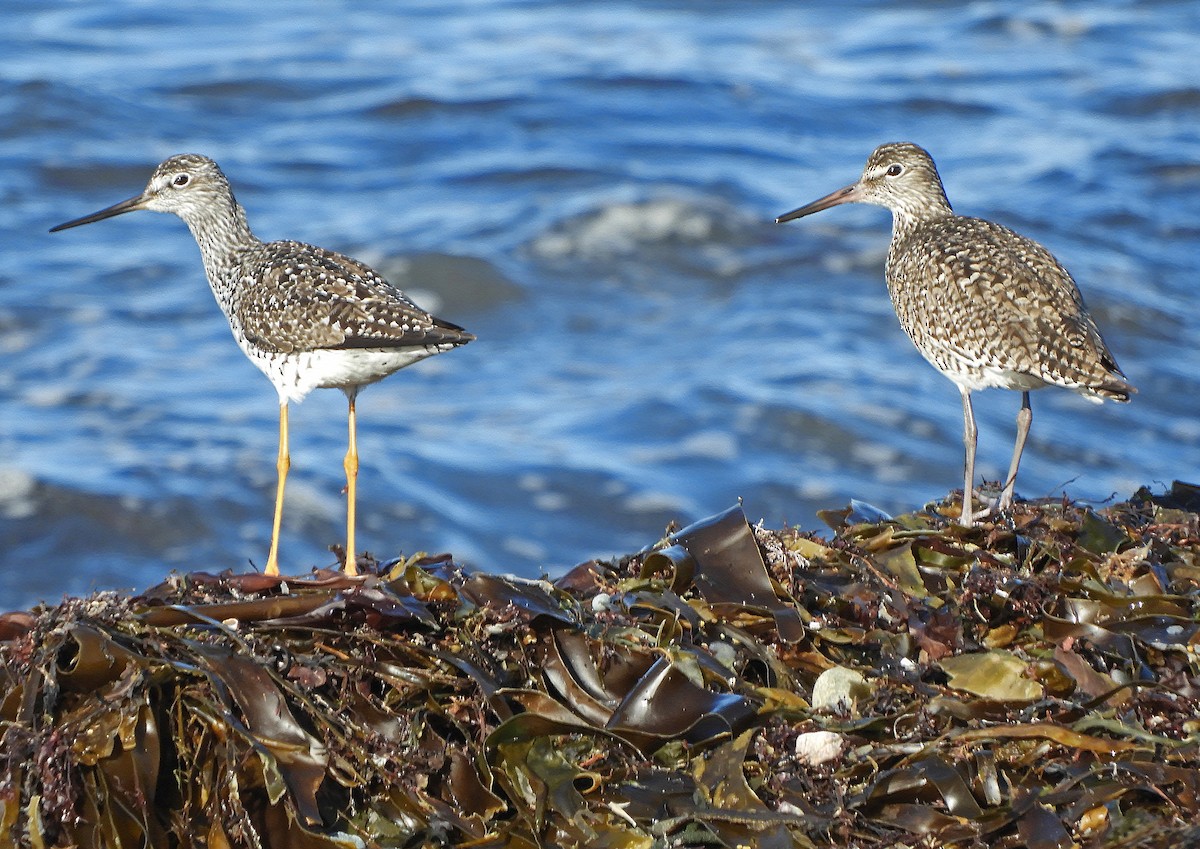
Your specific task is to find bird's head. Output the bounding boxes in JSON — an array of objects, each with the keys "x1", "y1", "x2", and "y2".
[
  {"x1": 777, "y1": 141, "x2": 951, "y2": 224},
  {"x1": 51, "y1": 153, "x2": 235, "y2": 232}
]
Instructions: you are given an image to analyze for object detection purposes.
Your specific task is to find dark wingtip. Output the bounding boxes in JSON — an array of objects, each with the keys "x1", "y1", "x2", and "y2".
[
  {"x1": 1099, "y1": 379, "x2": 1136, "y2": 403},
  {"x1": 433, "y1": 316, "x2": 474, "y2": 344}
]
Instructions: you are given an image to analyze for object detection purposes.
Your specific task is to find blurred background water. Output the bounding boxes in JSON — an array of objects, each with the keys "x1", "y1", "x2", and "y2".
[{"x1": 1, "y1": 1, "x2": 1197, "y2": 609}]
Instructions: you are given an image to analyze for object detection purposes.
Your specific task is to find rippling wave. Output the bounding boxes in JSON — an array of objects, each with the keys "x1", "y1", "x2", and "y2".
[{"x1": 2, "y1": 1, "x2": 1197, "y2": 609}]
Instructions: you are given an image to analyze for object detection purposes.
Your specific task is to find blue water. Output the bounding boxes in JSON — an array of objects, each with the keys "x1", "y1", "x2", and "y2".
[{"x1": 2, "y1": 1, "x2": 1197, "y2": 609}]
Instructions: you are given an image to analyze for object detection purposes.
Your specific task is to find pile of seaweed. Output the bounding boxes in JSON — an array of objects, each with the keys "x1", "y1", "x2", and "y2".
[{"x1": 2, "y1": 484, "x2": 1199, "y2": 849}]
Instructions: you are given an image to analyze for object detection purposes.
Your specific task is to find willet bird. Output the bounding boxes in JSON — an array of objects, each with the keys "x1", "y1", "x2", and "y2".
[
  {"x1": 776, "y1": 142, "x2": 1133, "y2": 524},
  {"x1": 52, "y1": 154, "x2": 474, "y2": 575}
]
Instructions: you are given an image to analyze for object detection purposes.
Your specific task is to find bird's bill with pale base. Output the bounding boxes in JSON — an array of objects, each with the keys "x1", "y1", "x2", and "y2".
[
  {"x1": 50, "y1": 194, "x2": 152, "y2": 232},
  {"x1": 776, "y1": 183, "x2": 865, "y2": 223}
]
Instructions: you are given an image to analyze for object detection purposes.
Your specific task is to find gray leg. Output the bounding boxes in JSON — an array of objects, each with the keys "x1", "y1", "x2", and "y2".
[
  {"x1": 999, "y1": 391, "x2": 1031, "y2": 512},
  {"x1": 960, "y1": 387, "x2": 977, "y2": 526}
]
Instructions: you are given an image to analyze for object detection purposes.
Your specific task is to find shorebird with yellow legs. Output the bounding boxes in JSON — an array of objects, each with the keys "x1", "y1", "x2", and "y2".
[{"x1": 52, "y1": 154, "x2": 473, "y2": 575}]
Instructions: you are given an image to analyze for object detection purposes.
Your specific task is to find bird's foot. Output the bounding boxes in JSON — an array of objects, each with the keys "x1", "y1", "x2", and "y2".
[
  {"x1": 974, "y1": 488, "x2": 1022, "y2": 526},
  {"x1": 954, "y1": 489, "x2": 979, "y2": 527},
  {"x1": 330, "y1": 544, "x2": 375, "y2": 577}
]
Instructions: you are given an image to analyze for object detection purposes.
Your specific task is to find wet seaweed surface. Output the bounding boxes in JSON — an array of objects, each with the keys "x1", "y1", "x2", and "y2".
[{"x1": 2, "y1": 485, "x2": 1199, "y2": 848}]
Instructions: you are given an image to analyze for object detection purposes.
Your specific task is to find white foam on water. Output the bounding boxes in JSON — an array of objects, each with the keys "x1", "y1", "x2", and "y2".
[
  {"x1": 0, "y1": 469, "x2": 37, "y2": 519},
  {"x1": 531, "y1": 198, "x2": 725, "y2": 260}
]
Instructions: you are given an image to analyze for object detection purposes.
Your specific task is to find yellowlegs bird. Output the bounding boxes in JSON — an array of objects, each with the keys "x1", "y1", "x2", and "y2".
[
  {"x1": 776, "y1": 142, "x2": 1133, "y2": 525},
  {"x1": 51, "y1": 154, "x2": 473, "y2": 575}
]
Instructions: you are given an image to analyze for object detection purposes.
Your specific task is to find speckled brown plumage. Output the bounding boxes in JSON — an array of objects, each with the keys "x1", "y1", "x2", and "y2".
[
  {"x1": 52, "y1": 153, "x2": 473, "y2": 575},
  {"x1": 777, "y1": 142, "x2": 1134, "y2": 525},
  {"x1": 237, "y1": 241, "x2": 469, "y2": 356}
]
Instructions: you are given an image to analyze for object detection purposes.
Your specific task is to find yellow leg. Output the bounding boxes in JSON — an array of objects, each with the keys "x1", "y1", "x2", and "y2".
[
  {"x1": 266, "y1": 402, "x2": 289, "y2": 576},
  {"x1": 344, "y1": 394, "x2": 359, "y2": 576}
]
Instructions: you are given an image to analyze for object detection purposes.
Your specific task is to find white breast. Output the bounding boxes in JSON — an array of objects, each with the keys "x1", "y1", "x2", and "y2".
[{"x1": 244, "y1": 345, "x2": 446, "y2": 403}]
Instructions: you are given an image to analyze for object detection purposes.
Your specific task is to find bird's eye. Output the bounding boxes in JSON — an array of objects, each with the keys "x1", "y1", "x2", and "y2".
[
  {"x1": 172, "y1": 174, "x2": 190, "y2": 187},
  {"x1": 886, "y1": 164, "x2": 904, "y2": 177}
]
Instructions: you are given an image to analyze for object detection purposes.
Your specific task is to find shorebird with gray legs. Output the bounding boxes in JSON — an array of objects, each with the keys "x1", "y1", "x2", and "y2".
[
  {"x1": 776, "y1": 142, "x2": 1133, "y2": 525},
  {"x1": 52, "y1": 154, "x2": 473, "y2": 575}
]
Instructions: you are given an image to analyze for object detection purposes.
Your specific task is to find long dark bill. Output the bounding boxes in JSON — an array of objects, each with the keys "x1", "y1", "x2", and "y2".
[
  {"x1": 50, "y1": 194, "x2": 150, "y2": 233},
  {"x1": 775, "y1": 182, "x2": 863, "y2": 224}
]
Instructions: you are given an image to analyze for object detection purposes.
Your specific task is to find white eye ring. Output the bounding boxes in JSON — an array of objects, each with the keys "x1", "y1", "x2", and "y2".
[
  {"x1": 885, "y1": 164, "x2": 904, "y2": 177},
  {"x1": 173, "y1": 173, "x2": 190, "y2": 187}
]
